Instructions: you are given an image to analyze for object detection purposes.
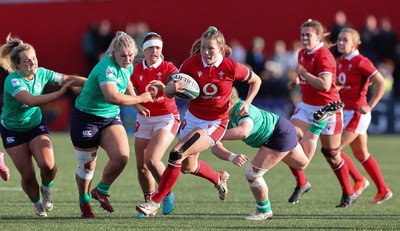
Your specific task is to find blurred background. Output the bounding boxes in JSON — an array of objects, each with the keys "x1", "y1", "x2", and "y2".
[{"x1": 0, "y1": 0, "x2": 399, "y2": 134}]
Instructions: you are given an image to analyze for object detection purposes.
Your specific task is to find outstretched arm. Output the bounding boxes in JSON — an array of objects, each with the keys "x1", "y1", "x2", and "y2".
[{"x1": 211, "y1": 141, "x2": 248, "y2": 167}]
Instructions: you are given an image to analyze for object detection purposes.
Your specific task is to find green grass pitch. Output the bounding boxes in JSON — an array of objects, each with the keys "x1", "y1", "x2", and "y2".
[{"x1": 0, "y1": 133, "x2": 399, "y2": 230}]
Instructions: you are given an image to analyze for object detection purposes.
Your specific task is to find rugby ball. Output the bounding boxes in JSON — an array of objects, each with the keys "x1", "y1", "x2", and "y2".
[{"x1": 167, "y1": 73, "x2": 200, "y2": 100}]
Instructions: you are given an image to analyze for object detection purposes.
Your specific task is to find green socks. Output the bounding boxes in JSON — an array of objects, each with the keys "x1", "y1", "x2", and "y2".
[
  {"x1": 309, "y1": 120, "x2": 328, "y2": 135},
  {"x1": 256, "y1": 199, "x2": 271, "y2": 213},
  {"x1": 97, "y1": 182, "x2": 110, "y2": 195},
  {"x1": 79, "y1": 193, "x2": 91, "y2": 206}
]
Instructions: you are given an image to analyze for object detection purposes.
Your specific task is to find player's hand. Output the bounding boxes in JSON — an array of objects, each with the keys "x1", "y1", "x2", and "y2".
[
  {"x1": 135, "y1": 104, "x2": 150, "y2": 117},
  {"x1": 232, "y1": 154, "x2": 248, "y2": 167},
  {"x1": 288, "y1": 78, "x2": 299, "y2": 90},
  {"x1": 149, "y1": 80, "x2": 166, "y2": 90},
  {"x1": 139, "y1": 92, "x2": 153, "y2": 103},
  {"x1": 238, "y1": 101, "x2": 250, "y2": 116},
  {"x1": 164, "y1": 79, "x2": 186, "y2": 95},
  {"x1": 359, "y1": 105, "x2": 371, "y2": 114},
  {"x1": 58, "y1": 80, "x2": 74, "y2": 95},
  {"x1": 295, "y1": 64, "x2": 307, "y2": 76}
]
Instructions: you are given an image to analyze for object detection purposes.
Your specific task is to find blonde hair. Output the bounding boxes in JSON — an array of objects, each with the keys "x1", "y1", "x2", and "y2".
[
  {"x1": 0, "y1": 34, "x2": 34, "y2": 73},
  {"x1": 106, "y1": 31, "x2": 138, "y2": 57},
  {"x1": 340, "y1": 28, "x2": 361, "y2": 45},
  {"x1": 301, "y1": 19, "x2": 333, "y2": 48},
  {"x1": 190, "y1": 26, "x2": 232, "y2": 57},
  {"x1": 229, "y1": 87, "x2": 240, "y2": 106}
]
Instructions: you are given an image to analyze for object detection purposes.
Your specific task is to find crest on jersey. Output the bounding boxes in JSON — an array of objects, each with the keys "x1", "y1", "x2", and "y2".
[
  {"x1": 218, "y1": 71, "x2": 225, "y2": 80},
  {"x1": 34, "y1": 83, "x2": 42, "y2": 93},
  {"x1": 157, "y1": 72, "x2": 163, "y2": 80}
]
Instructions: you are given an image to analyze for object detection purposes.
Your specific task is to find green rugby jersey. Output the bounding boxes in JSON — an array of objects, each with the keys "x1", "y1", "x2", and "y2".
[
  {"x1": 75, "y1": 55, "x2": 133, "y2": 118},
  {"x1": 228, "y1": 99, "x2": 280, "y2": 148},
  {"x1": 1, "y1": 68, "x2": 59, "y2": 131}
]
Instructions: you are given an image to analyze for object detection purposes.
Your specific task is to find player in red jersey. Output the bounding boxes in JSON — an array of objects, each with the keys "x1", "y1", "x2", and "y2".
[
  {"x1": 337, "y1": 28, "x2": 392, "y2": 204},
  {"x1": 130, "y1": 32, "x2": 180, "y2": 216},
  {"x1": 136, "y1": 26, "x2": 261, "y2": 216},
  {"x1": 287, "y1": 19, "x2": 359, "y2": 207}
]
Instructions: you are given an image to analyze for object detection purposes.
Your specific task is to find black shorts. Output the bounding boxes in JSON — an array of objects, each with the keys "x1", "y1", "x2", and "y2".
[
  {"x1": 70, "y1": 106, "x2": 123, "y2": 149},
  {"x1": 261, "y1": 117, "x2": 297, "y2": 152},
  {"x1": 0, "y1": 119, "x2": 49, "y2": 149}
]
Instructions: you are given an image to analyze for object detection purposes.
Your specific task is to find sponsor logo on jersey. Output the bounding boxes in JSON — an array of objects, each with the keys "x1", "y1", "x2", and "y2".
[
  {"x1": 82, "y1": 130, "x2": 92, "y2": 137},
  {"x1": 6, "y1": 137, "x2": 15, "y2": 144},
  {"x1": 106, "y1": 68, "x2": 114, "y2": 78},
  {"x1": 203, "y1": 83, "x2": 218, "y2": 95},
  {"x1": 11, "y1": 79, "x2": 20, "y2": 87}
]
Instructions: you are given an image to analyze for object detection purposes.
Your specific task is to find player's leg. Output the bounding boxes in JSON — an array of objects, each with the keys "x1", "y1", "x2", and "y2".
[
  {"x1": 244, "y1": 147, "x2": 289, "y2": 220},
  {"x1": 93, "y1": 124, "x2": 130, "y2": 213},
  {"x1": 30, "y1": 134, "x2": 57, "y2": 213},
  {"x1": 0, "y1": 151, "x2": 10, "y2": 181},
  {"x1": 350, "y1": 134, "x2": 392, "y2": 204},
  {"x1": 287, "y1": 117, "x2": 310, "y2": 204},
  {"x1": 7, "y1": 143, "x2": 46, "y2": 217}
]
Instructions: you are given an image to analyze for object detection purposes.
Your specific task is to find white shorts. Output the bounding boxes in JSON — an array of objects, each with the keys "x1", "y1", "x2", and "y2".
[
  {"x1": 290, "y1": 102, "x2": 343, "y2": 135},
  {"x1": 179, "y1": 110, "x2": 228, "y2": 146},
  {"x1": 134, "y1": 113, "x2": 180, "y2": 139},
  {"x1": 343, "y1": 110, "x2": 371, "y2": 134}
]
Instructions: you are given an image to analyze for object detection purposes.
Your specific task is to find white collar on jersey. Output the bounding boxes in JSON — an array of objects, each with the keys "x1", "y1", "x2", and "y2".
[
  {"x1": 305, "y1": 42, "x2": 324, "y2": 55},
  {"x1": 143, "y1": 57, "x2": 163, "y2": 69},
  {"x1": 202, "y1": 53, "x2": 223, "y2": 68},
  {"x1": 344, "y1": 49, "x2": 360, "y2": 60}
]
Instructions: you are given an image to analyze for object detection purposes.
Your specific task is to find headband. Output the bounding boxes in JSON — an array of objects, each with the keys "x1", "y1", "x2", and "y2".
[{"x1": 143, "y1": 39, "x2": 163, "y2": 50}]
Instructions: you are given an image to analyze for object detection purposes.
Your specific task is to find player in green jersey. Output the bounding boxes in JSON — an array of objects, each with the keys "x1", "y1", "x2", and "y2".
[
  {"x1": 0, "y1": 34, "x2": 87, "y2": 217},
  {"x1": 69, "y1": 31, "x2": 153, "y2": 219},
  {"x1": 212, "y1": 87, "x2": 344, "y2": 220}
]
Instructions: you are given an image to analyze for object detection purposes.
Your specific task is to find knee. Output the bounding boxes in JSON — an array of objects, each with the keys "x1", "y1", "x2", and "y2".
[
  {"x1": 245, "y1": 164, "x2": 268, "y2": 187},
  {"x1": 321, "y1": 147, "x2": 340, "y2": 158},
  {"x1": 180, "y1": 164, "x2": 192, "y2": 174}
]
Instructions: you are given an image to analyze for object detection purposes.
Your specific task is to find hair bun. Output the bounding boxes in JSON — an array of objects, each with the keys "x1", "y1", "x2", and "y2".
[{"x1": 207, "y1": 26, "x2": 218, "y2": 31}]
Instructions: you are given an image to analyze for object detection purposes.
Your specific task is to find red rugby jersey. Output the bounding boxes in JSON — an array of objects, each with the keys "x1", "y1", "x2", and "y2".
[
  {"x1": 131, "y1": 60, "x2": 179, "y2": 116},
  {"x1": 180, "y1": 54, "x2": 249, "y2": 120},
  {"x1": 337, "y1": 50, "x2": 378, "y2": 110},
  {"x1": 297, "y1": 44, "x2": 341, "y2": 106}
]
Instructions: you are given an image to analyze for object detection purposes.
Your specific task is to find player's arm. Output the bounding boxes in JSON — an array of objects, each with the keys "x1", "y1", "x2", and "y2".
[
  {"x1": 296, "y1": 64, "x2": 332, "y2": 91},
  {"x1": 163, "y1": 78, "x2": 186, "y2": 99},
  {"x1": 211, "y1": 141, "x2": 248, "y2": 167},
  {"x1": 223, "y1": 118, "x2": 253, "y2": 140},
  {"x1": 14, "y1": 81, "x2": 74, "y2": 107},
  {"x1": 61, "y1": 74, "x2": 87, "y2": 87},
  {"x1": 240, "y1": 71, "x2": 261, "y2": 115},
  {"x1": 360, "y1": 71, "x2": 386, "y2": 114},
  {"x1": 101, "y1": 83, "x2": 153, "y2": 105}
]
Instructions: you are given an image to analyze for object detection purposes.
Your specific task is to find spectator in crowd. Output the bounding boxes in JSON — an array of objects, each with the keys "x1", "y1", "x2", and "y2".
[
  {"x1": 263, "y1": 40, "x2": 293, "y2": 98},
  {"x1": 329, "y1": 10, "x2": 352, "y2": 58},
  {"x1": 376, "y1": 17, "x2": 398, "y2": 62},
  {"x1": 229, "y1": 39, "x2": 247, "y2": 64},
  {"x1": 359, "y1": 15, "x2": 380, "y2": 65},
  {"x1": 82, "y1": 19, "x2": 113, "y2": 72}
]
